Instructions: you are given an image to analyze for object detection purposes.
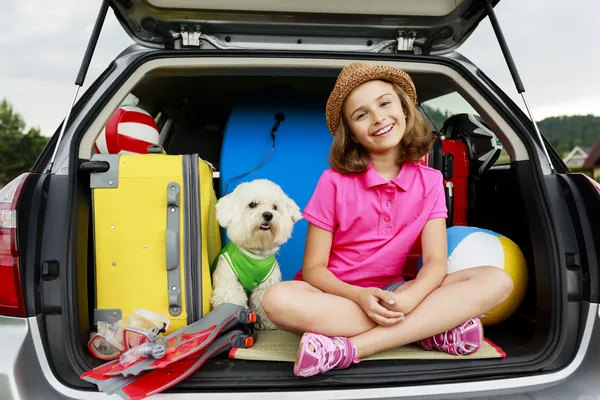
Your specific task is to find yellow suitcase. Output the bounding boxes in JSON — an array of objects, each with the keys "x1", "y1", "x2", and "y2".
[{"x1": 89, "y1": 150, "x2": 221, "y2": 332}]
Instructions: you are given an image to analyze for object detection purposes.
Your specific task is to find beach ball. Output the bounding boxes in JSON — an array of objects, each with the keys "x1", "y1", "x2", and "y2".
[
  {"x1": 94, "y1": 105, "x2": 160, "y2": 154},
  {"x1": 418, "y1": 226, "x2": 528, "y2": 326}
]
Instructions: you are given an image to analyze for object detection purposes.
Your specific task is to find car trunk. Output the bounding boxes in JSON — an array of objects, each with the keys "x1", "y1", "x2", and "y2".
[
  {"x1": 53, "y1": 56, "x2": 574, "y2": 393},
  {"x1": 35, "y1": 0, "x2": 586, "y2": 394}
]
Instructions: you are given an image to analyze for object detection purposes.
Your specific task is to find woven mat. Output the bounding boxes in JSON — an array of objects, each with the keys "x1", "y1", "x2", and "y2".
[{"x1": 230, "y1": 330, "x2": 506, "y2": 362}]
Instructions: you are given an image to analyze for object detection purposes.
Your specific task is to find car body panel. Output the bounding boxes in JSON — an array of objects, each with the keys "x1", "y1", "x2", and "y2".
[
  {"x1": 0, "y1": 304, "x2": 598, "y2": 399},
  {"x1": 110, "y1": 0, "x2": 500, "y2": 54}
]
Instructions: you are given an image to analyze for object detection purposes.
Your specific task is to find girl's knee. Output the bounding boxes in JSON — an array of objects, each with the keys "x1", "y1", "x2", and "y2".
[
  {"x1": 494, "y1": 268, "x2": 514, "y2": 301},
  {"x1": 262, "y1": 282, "x2": 287, "y2": 315},
  {"x1": 262, "y1": 281, "x2": 314, "y2": 317},
  {"x1": 472, "y1": 266, "x2": 514, "y2": 301},
  {"x1": 444, "y1": 266, "x2": 513, "y2": 300}
]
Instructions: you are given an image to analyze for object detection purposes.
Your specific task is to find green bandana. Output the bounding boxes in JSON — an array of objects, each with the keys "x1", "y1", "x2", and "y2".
[{"x1": 210, "y1": 241, "x2": 276, "y2": 292}]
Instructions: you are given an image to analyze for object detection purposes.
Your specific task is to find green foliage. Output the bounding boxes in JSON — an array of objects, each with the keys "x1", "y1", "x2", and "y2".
[
  {"x1": 421, "y1": 105, "x2": 449, "y2": 130},
  {"x1": 0, "y1": 98, "x2": 49, "y2": 186},
  {"x1": 537, "y1": 115, "x2": 600, "y2": 154},
  {"x1": 569, "y1": 166, "x2": 594, "y2": 177}
]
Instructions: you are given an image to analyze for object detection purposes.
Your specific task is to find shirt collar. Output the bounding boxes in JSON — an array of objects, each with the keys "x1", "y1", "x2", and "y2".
[{"x1": 361, "y1": 162, "x2": 413, "y2": 191}]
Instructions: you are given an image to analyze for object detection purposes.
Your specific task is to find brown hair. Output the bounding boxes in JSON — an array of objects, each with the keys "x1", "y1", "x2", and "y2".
[{"x1": 328, "y1": 82, "x2": 435, "y2": 174}]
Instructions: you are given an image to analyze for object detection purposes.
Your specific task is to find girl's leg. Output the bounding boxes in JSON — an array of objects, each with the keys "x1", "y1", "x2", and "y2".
[
  {"x1": 350, "y1": 266, "x2": 513, "y2": 358},
  {"x1": 293, "y1": 266, "x2": 513, "y2": 377},
  {"x1": 261, "y1": 281, "x2": 377, "y2": 337}
]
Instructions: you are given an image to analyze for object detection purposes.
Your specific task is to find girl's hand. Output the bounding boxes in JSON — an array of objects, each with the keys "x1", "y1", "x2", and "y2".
[
  {"x1": 382, "y1": 291, "x2": 418, "y2": 315},
  {"x1": 354, "y1": 288, "x2": 405, "y2": 327}
]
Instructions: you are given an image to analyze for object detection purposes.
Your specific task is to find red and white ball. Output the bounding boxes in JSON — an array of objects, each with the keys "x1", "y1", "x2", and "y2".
[{"x1": 94, "y1": 105, "x2": 160, "y2": 154}]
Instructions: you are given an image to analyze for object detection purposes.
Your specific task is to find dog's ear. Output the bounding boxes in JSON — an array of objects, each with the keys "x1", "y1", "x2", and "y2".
[
  {"x1": 215, "y1": 193, "x2": 236, "y2": 228},
  {"x1": 285, "y1": 195, "x2": 303, "y2": 223}
]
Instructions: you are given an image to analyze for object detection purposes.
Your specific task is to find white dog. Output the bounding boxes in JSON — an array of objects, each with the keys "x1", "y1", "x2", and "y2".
[{"x1": 210, "y1": 179, "x2": 302, "y2": 330}]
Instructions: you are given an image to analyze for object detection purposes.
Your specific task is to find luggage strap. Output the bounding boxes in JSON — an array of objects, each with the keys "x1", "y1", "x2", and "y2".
[{"x1": 166, "y1": 182, "x2": 182, "y2": 316}]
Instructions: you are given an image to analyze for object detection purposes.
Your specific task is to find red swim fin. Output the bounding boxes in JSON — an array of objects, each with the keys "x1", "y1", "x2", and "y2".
[
  {"x1": 103, "y1": 325, "x2": 214, "y2": 377},
  {"x1": 112, "y1": 303, "x2": 258, "y2": 377},
  {"x1": 116, "y1": 329, "x2": 253, "y2": 400},
  {"x1": 80, "y1": 359, "x2": 139, "y2": 395},
  {"x1": 80, "y1": 303, "x2": 260, "y2": 398}
]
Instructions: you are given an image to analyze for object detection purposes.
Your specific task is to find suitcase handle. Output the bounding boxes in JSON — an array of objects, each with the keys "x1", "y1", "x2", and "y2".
[
  {"x1": 166, "y1": 182, "x2": 182, "y2": 316},
  {"x1": 445, "y1": 181, "x2": 454, "y2": 228}
]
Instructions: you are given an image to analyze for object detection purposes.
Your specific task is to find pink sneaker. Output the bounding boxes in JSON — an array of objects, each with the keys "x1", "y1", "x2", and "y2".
[
  {"x1": 417, "y1": 317, "x2": 483, "y2": 356},
  {"x1": 294, "y1": 333, "x2": 359, "y2": 377}
]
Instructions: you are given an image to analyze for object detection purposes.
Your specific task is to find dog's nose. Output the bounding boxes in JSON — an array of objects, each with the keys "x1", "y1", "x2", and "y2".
[{"x1": 262, "y1": 212, "x2": 273, "y2": 221}]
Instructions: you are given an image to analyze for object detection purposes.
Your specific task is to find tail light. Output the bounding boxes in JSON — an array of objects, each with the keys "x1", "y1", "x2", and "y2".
[{"x1": 0, "y1": 173, "x2": 32, "y2": 317}]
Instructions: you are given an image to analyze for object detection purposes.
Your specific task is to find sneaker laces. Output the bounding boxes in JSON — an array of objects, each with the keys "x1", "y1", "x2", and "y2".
[
  {"x1": 305, "y1": 335, "x2": 347, "y2": 371},
  {"x1": 432, "y1": 328, "x2": 461, "y2": 355},
  {"x1": 432, "y1": 319, "x2": 479, "y2": 355}
]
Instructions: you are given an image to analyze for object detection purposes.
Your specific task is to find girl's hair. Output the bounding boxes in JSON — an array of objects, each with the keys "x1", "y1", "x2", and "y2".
[{"x1": 328, "y1": 81, "x2": 435, "y2": 174}]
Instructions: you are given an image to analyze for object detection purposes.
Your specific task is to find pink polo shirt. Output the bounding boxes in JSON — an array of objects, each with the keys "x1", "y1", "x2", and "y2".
[{"x1": 295, "y1": 161, "x2": 448, "y2": 288}]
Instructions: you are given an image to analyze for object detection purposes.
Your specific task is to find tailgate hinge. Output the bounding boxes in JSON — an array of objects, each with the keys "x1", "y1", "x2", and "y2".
[
  {"x1": 397, "y1": 30, "x2": 417, "y2": 52},
  {"x1": 180, "y1": 25, "x2": 202, "y2": 47}
]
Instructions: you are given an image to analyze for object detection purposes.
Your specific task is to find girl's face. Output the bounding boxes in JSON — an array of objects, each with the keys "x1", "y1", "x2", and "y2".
[{"x1": 343, "y1": 80, "x2": 407, "y2": 156}]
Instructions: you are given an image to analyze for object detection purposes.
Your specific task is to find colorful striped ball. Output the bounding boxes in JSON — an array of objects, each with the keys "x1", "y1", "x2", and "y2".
[
  {"x1": 418, "y1": 226, "x2": 528, "y2": 326},
  {"x1": 94, "y1": 105, "x2": 159, "y2": 155}
]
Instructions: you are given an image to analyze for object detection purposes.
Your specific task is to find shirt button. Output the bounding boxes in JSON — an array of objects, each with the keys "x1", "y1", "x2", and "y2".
[
  {"x1": 384, "y1": 216, "x2": 390, "y2": 222},
  {"x1": 386, "y1": 201, "x2": 392, "y2": 207}
]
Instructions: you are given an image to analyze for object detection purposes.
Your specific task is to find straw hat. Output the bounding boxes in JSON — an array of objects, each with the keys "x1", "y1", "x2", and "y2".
[{"x1": 325, "y1": 62, "x2": 417, "y2": 136}]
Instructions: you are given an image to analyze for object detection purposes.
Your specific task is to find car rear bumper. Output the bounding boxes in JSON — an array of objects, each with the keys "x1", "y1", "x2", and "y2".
[
  {"x1": 1, "y1": 304, "x2": 598, "y2": 400},
  {"x1": 0, "y1": 315, "x2": 106, "y2": 400}
]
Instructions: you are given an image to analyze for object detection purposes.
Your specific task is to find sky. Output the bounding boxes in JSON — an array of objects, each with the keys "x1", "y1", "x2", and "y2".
[{"x1": 0, "y1": 0, "x2": 598, "y2": 137}]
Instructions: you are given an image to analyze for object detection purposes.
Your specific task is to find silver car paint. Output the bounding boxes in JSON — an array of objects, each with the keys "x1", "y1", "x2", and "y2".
[{"x1": 0, "y1": 303, "x2": 598, "y2": 399}]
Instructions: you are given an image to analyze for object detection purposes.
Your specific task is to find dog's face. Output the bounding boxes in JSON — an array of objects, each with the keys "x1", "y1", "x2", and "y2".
[{"x1": 215, "y1": 179, "x2": 302, "y2": 251}]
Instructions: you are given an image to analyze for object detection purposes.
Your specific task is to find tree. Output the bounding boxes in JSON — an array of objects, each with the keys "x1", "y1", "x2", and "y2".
[
  {"x1": 0, "y1": 98, "x2": 49, "y2": 186},
  {"x1": 421, "y1": 105, "x2": 449, "y2": 130},
  {"x1": 538, "y1": 115, "x2": 600, "y2": 154}
]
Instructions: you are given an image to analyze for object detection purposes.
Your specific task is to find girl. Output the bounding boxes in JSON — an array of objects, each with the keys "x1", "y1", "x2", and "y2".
[{"x1": 261, "y1": 61, "x2": 513, "y2": 378}]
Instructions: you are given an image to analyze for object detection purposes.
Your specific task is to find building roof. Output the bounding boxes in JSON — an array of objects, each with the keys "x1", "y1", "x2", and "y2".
[{"x1": 563, "y1": 146, "x2": 589, "y2": 163}]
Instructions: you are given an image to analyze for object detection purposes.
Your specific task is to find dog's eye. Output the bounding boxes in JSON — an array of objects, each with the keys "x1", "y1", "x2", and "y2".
[
  {"x1": 249, "y1": 202, "x2": 258, "y2": 208},
  {"x1": 272, "y1": 204, "x2": 278, "y2": 211}
]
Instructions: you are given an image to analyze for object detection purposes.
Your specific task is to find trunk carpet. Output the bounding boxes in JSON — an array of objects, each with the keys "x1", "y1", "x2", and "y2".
[{"x1": 229, "y1": 330, "x2": 506, "y2": 362}]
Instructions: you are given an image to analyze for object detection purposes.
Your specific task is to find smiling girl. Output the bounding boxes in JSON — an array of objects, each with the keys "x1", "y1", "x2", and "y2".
[{"x1": 261, "y1": 62, "x2": 513, "y2": 378}]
